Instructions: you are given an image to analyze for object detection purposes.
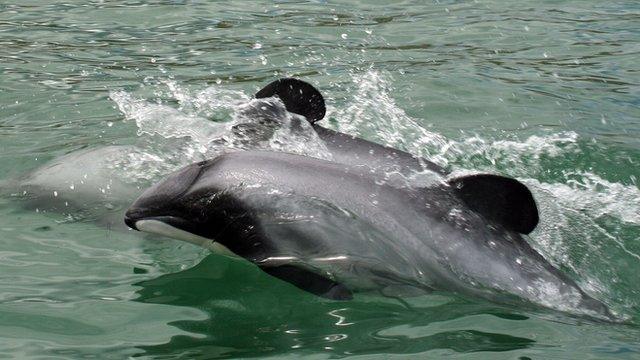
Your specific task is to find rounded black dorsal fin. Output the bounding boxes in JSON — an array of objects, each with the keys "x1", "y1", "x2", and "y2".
[
  {"x1": 255, "y1": 78, "x2": 326, "y2": 123},
  {"x1": 448, "y1": 174, "x2": 539, "y2": 234}
]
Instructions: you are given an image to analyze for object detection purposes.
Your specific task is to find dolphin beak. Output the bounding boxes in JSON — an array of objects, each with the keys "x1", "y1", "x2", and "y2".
[
  {"x1": 124, "y1": 214, "x2": 138, "y2": 230},
  {"x1": 123, "y1": 160, "x2": 206, "y2": 232},
  {"x1": 124, "y1": 210, "x2": 203, "y2": 243},
  {"x1": 124, "y1": 211, "x2": 239, "y2": 258},
  {"x1": 124, "y1": 209, "x2": 199, "y2": 235}
]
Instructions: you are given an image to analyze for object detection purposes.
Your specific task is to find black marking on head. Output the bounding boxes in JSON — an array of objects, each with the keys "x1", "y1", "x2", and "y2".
[
  {"x1": 448, "y1": 174, "x2": 539, "y2": 234},
  {"x1": 255, "y1": 78, "x2": 326, "y2": 123},
  {"x1": 124, "y1": 162, "x2": 206, "y2": 228}
]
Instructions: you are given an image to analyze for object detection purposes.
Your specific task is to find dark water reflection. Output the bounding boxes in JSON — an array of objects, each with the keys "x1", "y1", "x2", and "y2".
[{"x1": 133, "y1": 255, "x2": 536, "y2": 358}]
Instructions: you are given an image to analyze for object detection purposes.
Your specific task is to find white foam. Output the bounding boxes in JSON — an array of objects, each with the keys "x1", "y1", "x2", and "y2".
[
  {"x1": 329, "y1": 70, "x2": 449, "y2": 164},
  {"x1": 446, "y1": 131, "x2": 579, "y2": 172},
  {"x1": 109, "y1": 90, "x2": 230, "y2": 151},
  {"x1": 528, "y1": 174, "x2": 640, "y2": 264},
  {"x1": 110, "y1": 81, "x2": 333, "y2": 167},
  {"x1": 532, "y1": 173, "x2": 640, "y2": 225}
]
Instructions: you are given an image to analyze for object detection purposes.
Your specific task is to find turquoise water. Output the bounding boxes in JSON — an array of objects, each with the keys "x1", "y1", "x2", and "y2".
[{"x1": 1, "y1": 1, "x2": 640, "y2": 358}]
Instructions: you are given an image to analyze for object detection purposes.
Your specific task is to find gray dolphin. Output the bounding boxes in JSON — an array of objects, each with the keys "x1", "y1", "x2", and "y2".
[
  {"x1": 124, "y1": 150, "x2": 613, "y2": 319},
  {"x1": 252, "y1": 78, "x2": 447, "y2": 176},
  {"x1": 6, "y1": 78, "x2": 436, "y2": 222}
]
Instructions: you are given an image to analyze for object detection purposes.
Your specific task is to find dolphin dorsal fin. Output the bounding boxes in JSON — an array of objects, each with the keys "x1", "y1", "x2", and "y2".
[
  {"x1": 448, "y1": 174, "x2": 539, "y2": 234},
  {"x1": 255, "y1": 78, "x2": 326, "y2": 123}
]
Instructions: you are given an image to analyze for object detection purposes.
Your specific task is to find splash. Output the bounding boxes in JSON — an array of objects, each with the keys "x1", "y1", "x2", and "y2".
[
  {"x1": 109, "y1": 89, "x2": 231, "y2": 157},
  {"x1": 105, "y1": 72, "x2": 637, "y2": 318},
  {"x1": 445, "y1": 131, "x2": 580, "y2": 176},
  {"x1": 329, "y1": 70, "x2": 451, "y2": 165},
  {"x1": 233, "y1": 98, "x2": 333, "y2": 160},
  {"x1": 110, "y1": 81, "x2": 332, "y2": 165},
  {"x1": 328, "y1": 70, "x2": 636, "y2": 318},
  {"x1": 533, "y1": 172, "x2": 640, "y2": 226}
]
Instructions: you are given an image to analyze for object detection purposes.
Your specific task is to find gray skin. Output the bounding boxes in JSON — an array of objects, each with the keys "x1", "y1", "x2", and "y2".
[
  {"x1": 313, "y1": 125, "x2": 447, "y2": 176},
  {"x1": 9, "y1": 145, "x2": 145, "y2": 229},
  {"x1": 125, "y1": 150, "x2": 613, "y2": 320},
  {"x1": 232, "y1": 97, "x2": 446, "y2": 177},
  {"x1": 7, "y1": 96, "x2": 441, "y2": 223}
]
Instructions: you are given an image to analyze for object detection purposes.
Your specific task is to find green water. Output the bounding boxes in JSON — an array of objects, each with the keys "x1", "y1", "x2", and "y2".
[{"x1": 1, "y1": 1, "x2": 640, "y2": 358}]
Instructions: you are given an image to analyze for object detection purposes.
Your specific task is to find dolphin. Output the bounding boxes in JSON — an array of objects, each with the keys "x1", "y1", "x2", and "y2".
[
  {"x1": 6, "y1": 145, "x2": 147, "y2": 229},
  {"x1": 124, "y1": 150, "x2": 613, "y2": 319},
  {"x1": 252, "y1": 78, "x2": 447, "y2": 176},
  {"x1": 6, "y1": 78, "x2": 436, "y2": 222}
]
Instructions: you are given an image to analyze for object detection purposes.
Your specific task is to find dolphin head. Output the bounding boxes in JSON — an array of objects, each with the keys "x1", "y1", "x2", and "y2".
[
  {"x1": 123, "y1": 151, "x2": 374, "y2": 300},
  {"x1": 124, "y1": 157, "x2": 264, "y2": 259}
]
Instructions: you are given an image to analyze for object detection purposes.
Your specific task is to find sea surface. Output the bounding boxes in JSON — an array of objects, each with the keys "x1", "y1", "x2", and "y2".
[{"x1": 1, "y1": 1, "x2": 639, "y2": 359}]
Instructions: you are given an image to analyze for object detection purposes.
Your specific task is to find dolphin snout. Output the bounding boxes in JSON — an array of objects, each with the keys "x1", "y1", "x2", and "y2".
[
  {"x1": 124, "y1": 213, "x2": 138, "y2": 230},
  {"x1": 123, "y1": 161, "x2": 209, "y2": 230}
]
